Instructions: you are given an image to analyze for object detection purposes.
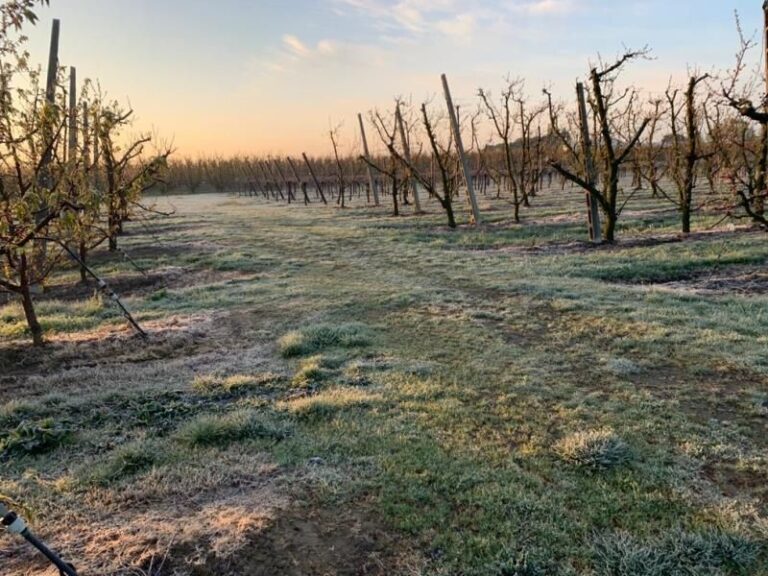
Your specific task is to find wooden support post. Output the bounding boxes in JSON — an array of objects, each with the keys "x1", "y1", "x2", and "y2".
[
  {"x1": 33, "y1": 19, "x2": 61, "y2": 273},
  {"x1": 254, "y1": 161, "x2": 272, "y2": 199},
  {"x1": 441, "y1": 73, "x2": 481, "y2": 224},
  {"x1": 92, "y1": 104, "x2": 101, "y2": 190},
  {"x1": 764, "y1": 0, "x2": 768, "y2": 99},
  {"x1": 41, "y1": 19, "x2": 60, "y2": 172},
  {"x1": 67, "y1": 67, "x2": 77, "y2": 165},
  {"x1": 44, "y1": 20, "x2": 60, "y2": 105},
  {"x1": 245, "y1": 159, "x2": 266, "y2": 198},
  {"x1": 81, "y1": 101, "x2": 90, "y2": 164},
  {"x1": 302, "y1": 153, "x2": 327, "y2": 204},
  {"x1": 576, "y1": 82, "x2": 602, "y2": 243},
  {"x1": 287, "y1": 156, "x2": 311, "y2": 205},
  {"x1": 761, "y1": 0, "x2": 768, "y2": 215},
  {"x1": 396, "y1": 102, "x2": 422, "y2": 214},
  {"x1": 358, "y1": 113, "x2": 380, "y2": 206},
  {"x1": 92, "y1": 108, "x2": 99, "y2": 163},
  {"x1": 271, "y1": 160, "x2": 294, "y2": 203}
]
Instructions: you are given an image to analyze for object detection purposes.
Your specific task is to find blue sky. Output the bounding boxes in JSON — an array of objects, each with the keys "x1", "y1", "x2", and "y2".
[{"x1": 24, "y1": 0, "x2": 767, "y2": 155}]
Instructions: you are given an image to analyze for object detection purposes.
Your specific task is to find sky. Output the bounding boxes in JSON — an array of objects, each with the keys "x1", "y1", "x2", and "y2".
[{"x1": 23, "y1": 0, "x2": 767, "y2": 157}]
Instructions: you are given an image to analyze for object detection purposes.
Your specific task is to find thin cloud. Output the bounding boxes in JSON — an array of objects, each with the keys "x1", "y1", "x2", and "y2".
[
  {"x1": 260, "y1": 33, "x2": 390, "y2": 74},
  {"x1": 435, "y1": 13, "x2": 477, "y2": 44},
  {"x1": 509, "y1": 0, "x2": 577, "y2": 15},
  {"x1": 282, "y1": 35, "x2": 311, "y2": 57},
  {"x1": 331, "y1": 0, "x2": 575, "y2": 43}
]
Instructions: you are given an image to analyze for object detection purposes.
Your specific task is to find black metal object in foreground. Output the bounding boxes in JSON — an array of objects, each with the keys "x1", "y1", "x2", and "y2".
[{"x1": 1, "y1": 503, "x2": 79, "y2": 576}]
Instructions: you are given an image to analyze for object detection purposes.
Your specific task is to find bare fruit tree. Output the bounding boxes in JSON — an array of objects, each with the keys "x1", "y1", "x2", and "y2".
[
  {"x1": 375, "y1": 101, "x2": 462, "y2": 228},
  {"x1": 363, "y1": 109, "x2": 402, "y2": 217},
  {"x1": 97, "y1": 100, "x2": 172, "y2": 251},
  {"x1": 638, "y1": 74, "x2": 711, "y2": 234},
  {"x1": 548, "y1": 50, "x2": 652, "y2": 242},
  {"x1": 718, "y1": 13, "x2": 768, "y2": 227}
]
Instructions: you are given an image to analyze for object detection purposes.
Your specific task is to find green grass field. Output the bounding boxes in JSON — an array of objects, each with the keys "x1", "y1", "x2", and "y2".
[{"x1": 1, "y1": 186, "x2": 767, "y2": 575}]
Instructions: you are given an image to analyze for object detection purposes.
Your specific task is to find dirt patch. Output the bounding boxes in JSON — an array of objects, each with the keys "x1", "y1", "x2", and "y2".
[
  {"x1": 0, "y1": 314, "x2": 215, "y2": 398},
  {"x1": 627, "y1": 362, "x2": 768, "y2": 445},
  {"x1": 646, "y1": 268, "x2": 768, "y2": 295},
  {"x1": 166, "y1": 506, "x2": 402, "y2": 576},
  {"x1": 701, "y1": 462, "x2": 768, "y2": 506}
]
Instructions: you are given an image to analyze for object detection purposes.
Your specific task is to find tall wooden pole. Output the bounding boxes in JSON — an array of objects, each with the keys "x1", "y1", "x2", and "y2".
[
  {"x1": 576, "y1": 82, "x2": 602, "y2": 243},
  {"x1": 759, "y1": 0, "x2": 768, "y2": 216},
  {"x1": 92, "y1": 105, "x2": 100, "y2": 188},
  {"x1": 396, "y1": 102, "x2": 422, "y2": 213},
  {"x1": 41, "y1": 18, "x2": 60, "y2": 177},
  {"x1": 81, "y1": 102, "x2": 90, "y2": 165},
  {"x1": 33, "y1": 19, "x2": 61, "y2": 272},
  {"x1": 45, "y1": 20, "x2": 60, "y2": 104},
  {"x1": 441, "y1": 73, "x2": 481, "y2": 224},
  {"x1": 67, "y1": 67, "x2": 77, "y2": 165},
  {"x1": 764, "y1": 1, "x2": 768, "y2": 100},
  {"x1": 357, "y1": 113, "x2": 380, "y2": 206}
]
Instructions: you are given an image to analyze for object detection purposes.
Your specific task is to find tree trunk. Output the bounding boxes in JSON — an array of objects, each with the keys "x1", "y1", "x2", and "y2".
[
  {"x1": 108, "y1": 212, "x2": 118, "y2": 251},
  {"x1": 19, "y1": 255, "x2": 44, "y2": 346},
  {"x1": 681, "y1": 203, "x2": 691, "y2": 235},
  {"x1": 79, "y1": 241, "x2": 88, "y2": 284},
  {"x1": 444, "y1": 199, "x2": 456, "y2": 228},
  {"x1": 603, "y1": 211, "x2": 617, "y2": 243},
  {"x1": 391, "y1": 175, "x2": 399, "y2": 216}
]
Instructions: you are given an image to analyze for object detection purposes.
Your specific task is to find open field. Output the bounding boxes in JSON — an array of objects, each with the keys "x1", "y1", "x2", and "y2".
[{"x1": 1, "y1": 187, "x2": 767, "y2": 575}]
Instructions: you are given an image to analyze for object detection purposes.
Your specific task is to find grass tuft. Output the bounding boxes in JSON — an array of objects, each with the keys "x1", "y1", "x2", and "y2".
[
  {"x1": 0, "y1": 418, "x2": 71, "y2": 459},
  {"x1": 0, "y1": 399, "x2": 44, "y2": 428},
  {"x1": 555, "y1": 428, "x2": 631, "y2": 471},
  {"x1": 278, "y1": 322, "x2": 372, "y2": 358},
  {"x1": 291, "y1": 355, "x2": 334, "y2": 388},
  {"x1": 192, "y1": 372, "x2": 283, "y2": 395},
  {"x1": 86, "y1": 439, "x2": 159, "y2": 485},
  {"x1": 605, "y1": 357, "x2": 642, "y2": 376},
  {"x1": 592, "y1": 529, "x2": 762, "y2": 576},
  {"x1": 175, "y1": 409, "x2": 292, "y2": 447},
  {"x1": 281, "y1": 387, "x2": 381, "y2": 421}
]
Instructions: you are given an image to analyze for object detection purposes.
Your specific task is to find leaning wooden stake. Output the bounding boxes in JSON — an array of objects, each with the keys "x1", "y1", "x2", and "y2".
[
  {"x1": 358, "y1": 113, "x2": 380, "y2": 206},
  {"x1": 576, "y1": 82, "x2": 602, "y2": 243},
  {"x1": 257, "y1": 161, "x2": 280, "y2": 200},
  {"x1": 302, "y1": 153, "x2": 328, "y2": 204},
  {"x1": 271, "y1": 159, "x2": 295, "y2": 203},
  {"x1": 441, "y1": 73, "x2": 481, "y2": 224},
  {"x1": 286, "y1": 156, "x2": 311, "y2": 205},
  {"x1": 396, "y1": 102, "x2": 422, "y2": 213}
]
